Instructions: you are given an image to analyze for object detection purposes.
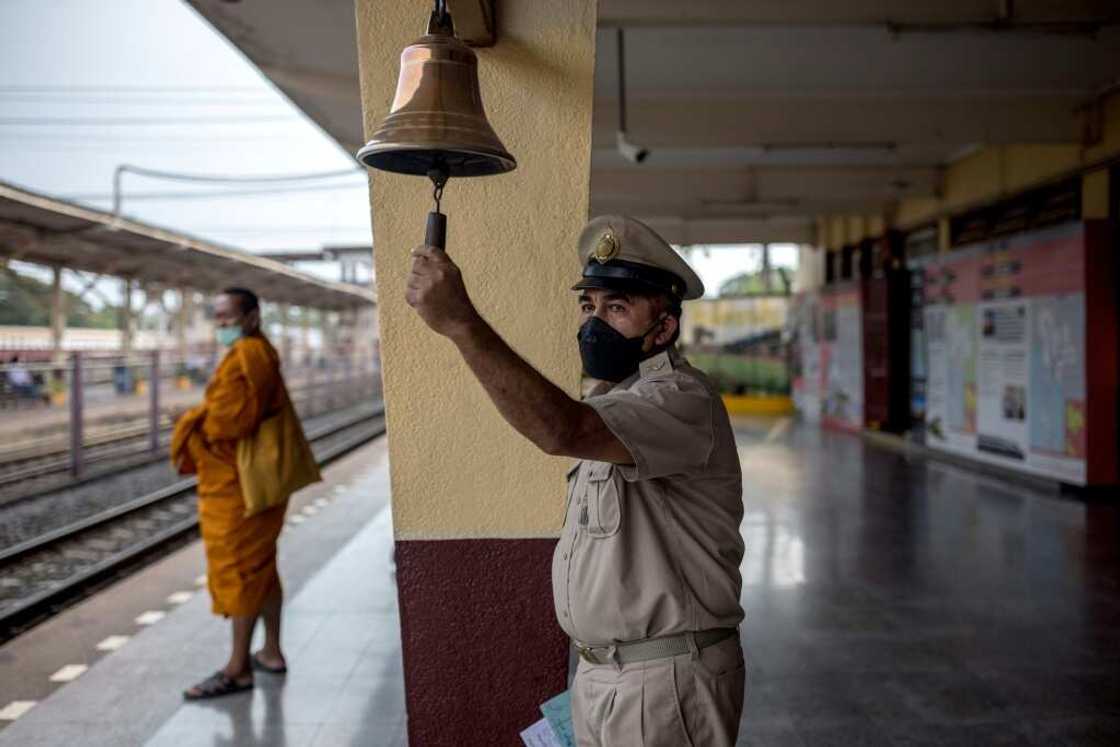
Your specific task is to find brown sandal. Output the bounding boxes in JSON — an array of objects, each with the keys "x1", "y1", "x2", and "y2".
[{"x1": 183, "y1": 671, "x2": 253, "y2": 700}]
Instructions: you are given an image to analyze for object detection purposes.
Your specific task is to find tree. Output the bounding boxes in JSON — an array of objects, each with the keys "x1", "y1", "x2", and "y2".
[{"x1": 0, "y1": 270, "x2": 117, "y2": 328}]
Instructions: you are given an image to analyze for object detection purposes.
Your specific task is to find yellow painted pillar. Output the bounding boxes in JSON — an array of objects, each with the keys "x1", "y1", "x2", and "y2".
[
  {"x1": 1083, "y1": 168, "x2": 1110, "y2": 220},
  {"x1": 355, "y1": 0, "x2": 596, "y2": 741},
  {"x1": 828, "y1": 215, "x2": 846, "y2": 250},
  {"x1": 868, "y1": 215, "x2": 885, "y2": 239},
  {"x1": 846, "y1": 214, "x2": 867, "y2": 246}
]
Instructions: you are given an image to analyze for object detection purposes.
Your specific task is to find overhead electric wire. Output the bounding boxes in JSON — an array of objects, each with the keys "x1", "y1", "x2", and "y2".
[
  {"x1": 0, "y1": 115, "x2": 297, "y2": 126},
  {"x1": 189, "y1": 226, "x2": 370, "y2": 234},
  {"x1": 0, "y1": 132, "x2": 304, "y2": 143},
  {"x1": 113, "y1": 164, "x2": 362, "y2": 184},
  {"x1": 66, "y1": 181, "x2": 367, "y2": 202},
  {"x1": 106, "y1": 164, "x2": 366, "y2": 215},
  {"x1": 0, "y1": 95, "x2": 287, "y2": 105},
  {"x1": 0, "y1": 85, "x2": 266, "y2": 92}
]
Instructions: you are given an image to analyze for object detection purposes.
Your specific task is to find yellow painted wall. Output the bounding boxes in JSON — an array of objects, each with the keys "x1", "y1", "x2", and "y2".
[
  {"x1": 1083, "y1": 169, "x2": 1110, "y2": 219},
  {"x1": 355, "y1": 0, "x2": 597, "y2": 540},
  {"x1": 894, "y1": 198, "x2": 941, "y2": 229},
  {"x1": 814, "y1": 216, "x2": 828, "y2": 248},
  {"x1": 680, "y1": 296, "x2": 789, "y2": 346},
  {"x1": 828, "y1": 216, "x2": 846, "y2": 250},
  {"x1": 867, "y1": 215, "x2": 885, "y2": 239},
  {"x1": 890, "y1": 92, "x2": 1120, "y2": 230},
  {"x1": 845, "y1": 215, "x2": 866, "y2": 245},
  {"x1": 1085, "y1": 92, "x2": 1120, "y2": 163}
]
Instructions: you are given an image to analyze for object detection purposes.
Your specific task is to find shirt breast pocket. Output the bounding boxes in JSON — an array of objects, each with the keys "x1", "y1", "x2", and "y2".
[
  {"x1": 562, "y1": 462, "x2": 581, "y2": 524},
  {"x1": 585, "y1": 461, "x2": 622, "y2": 538}
]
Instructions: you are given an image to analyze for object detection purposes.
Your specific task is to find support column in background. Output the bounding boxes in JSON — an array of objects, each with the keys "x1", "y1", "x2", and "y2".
[
  {"x1": 176, "y1": 289, "x2": 194, "y2": 363},
  {"x1": 49, "y1": 265, "x2": 66, "y2": 361},
  {"x1": 69, "y1": 352, "x2": 83, "y2": 477},
  {"x1": 277, "y1": 303, "x2": 292, "y2": 369},
  {"x1": 148, "y1": 350, "x2": 160, "y2": 453},
  {"x1": 299, "y1": 306, "x2": 311, "y2": 367},
  {"x1": 356, "y1": 0, "x2": 596, "y2": 743},
  {"x1": 762, "y1": 242, "x2": 772, "y2": 292},
  {"x1": 119, "y1": 277, "x2": 135, "y2": 355}
]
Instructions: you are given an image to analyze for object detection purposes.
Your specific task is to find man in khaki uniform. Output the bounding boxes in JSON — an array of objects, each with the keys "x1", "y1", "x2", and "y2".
[{"x1": 406, "y1": 215, "x2": 745, "y2": 746}]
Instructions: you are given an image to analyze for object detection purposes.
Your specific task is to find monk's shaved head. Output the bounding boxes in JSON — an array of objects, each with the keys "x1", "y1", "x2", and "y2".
[
  {"x1": 215, "y1": 288, "x2": 261, "y2": 335},
  {"x1": 221, "y1": 287, "x2": 259, "y2": 315}
]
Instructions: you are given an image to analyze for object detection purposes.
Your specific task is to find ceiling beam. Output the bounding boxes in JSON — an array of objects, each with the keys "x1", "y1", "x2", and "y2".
[
  {"x1": 591, "y1": 94, "x2": 1086, "y2": 148},
  {"x1": 592, "y1": 165, "x2": 941, "y2": 195},
  {"x1": 598, "y1": 0, "x2": 1120, "y2": 28},
  {"x1": 636, "y1": 215, "x2": 815, "y2": 245},
  {"x1": 590, "y1": 164, "x2": 942, "y2": 222}
]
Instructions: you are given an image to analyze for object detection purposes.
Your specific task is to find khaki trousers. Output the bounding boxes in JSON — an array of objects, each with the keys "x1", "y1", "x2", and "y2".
[{"x1": 571, "y1": 634, "x2": 745, "y2": 747}]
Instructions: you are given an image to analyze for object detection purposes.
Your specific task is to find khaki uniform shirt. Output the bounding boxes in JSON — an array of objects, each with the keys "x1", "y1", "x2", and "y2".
[{"x1": 552, "y1": 348, "x2": 745, "y2": 645}]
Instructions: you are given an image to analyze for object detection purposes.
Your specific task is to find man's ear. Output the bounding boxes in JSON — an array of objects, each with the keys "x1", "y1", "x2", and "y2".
[
  {"x1": 244, "y1": 308, "x2": 261, "y2": 332},
  {"x1": 653, "y1": 314, "x2": 677, "y2": 347}
]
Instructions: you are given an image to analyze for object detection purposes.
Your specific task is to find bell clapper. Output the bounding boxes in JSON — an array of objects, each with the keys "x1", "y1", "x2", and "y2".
[{"x1": 425, "y1": 163, "x2": 449, "y2": 251}]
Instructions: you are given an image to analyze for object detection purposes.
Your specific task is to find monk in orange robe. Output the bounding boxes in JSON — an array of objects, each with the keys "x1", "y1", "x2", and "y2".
[{"x1": 171, "y1": 287, "x2": 290, "y2": 699}]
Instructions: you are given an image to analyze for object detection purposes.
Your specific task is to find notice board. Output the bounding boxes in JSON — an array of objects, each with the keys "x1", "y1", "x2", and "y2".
[
  {"x1": 792, "y1": 285, "x2": 864, "y2": 432},
  {"x1": 921, "y1": 222, "x2": 1089, "y2": 484}
]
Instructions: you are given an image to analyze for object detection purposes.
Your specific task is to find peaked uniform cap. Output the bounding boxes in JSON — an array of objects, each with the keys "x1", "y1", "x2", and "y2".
[{"x1": 573, "y1": 215, "x2": 704, "y2": 301}]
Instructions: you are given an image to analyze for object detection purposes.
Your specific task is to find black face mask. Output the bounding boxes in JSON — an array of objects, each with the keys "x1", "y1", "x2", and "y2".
[{"x1": 577, "y1": 315, "x2": 664, "y2": 382}]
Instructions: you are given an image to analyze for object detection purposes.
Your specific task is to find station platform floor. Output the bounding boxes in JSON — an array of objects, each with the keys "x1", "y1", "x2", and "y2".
[
  {"x1": 0, "y1": 436, "x2": 403, "y2": 746},
  {"x1": 1, "y1": 417, "x2": 1118, "y2": 745}
]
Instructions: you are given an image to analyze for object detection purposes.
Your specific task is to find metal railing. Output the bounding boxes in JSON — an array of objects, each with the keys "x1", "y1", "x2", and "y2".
[{"x1": 0, "y1": 352, "x2": 382, "y2": 482}]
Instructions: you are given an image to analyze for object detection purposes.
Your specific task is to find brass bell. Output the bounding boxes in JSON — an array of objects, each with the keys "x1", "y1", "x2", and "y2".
[{"x1": 357, "y1": 4, "x2": 516, "y2": 249}]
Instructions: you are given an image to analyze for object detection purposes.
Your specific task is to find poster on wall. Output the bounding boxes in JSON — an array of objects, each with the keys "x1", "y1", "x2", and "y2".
[
  {"x1": 976, "y1": 301, "x2": 1029, "y2": 460},
  {"x1": 790, "y1": 293, "x2": 821, "y2": 423},
  {"x1": 920, "y1": 222, "x2": 1087, "y2": 484},
  {"x1": 819, "y1": 288, "x2": 863, "y2": 431},
  {"x1": 1027, "y1": 295, "x2": 1086, "y2": 476},
  {"x1": 908, "y1": 268, "x2": 928, "y2": 439},
  {"x1": 924, "y1": 301, "x2": 978, "y2": 451}
]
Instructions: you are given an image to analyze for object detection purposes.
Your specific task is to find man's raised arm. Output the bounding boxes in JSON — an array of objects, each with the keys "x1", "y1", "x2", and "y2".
[{"x1": 404, "y1": 245, "x2": 632, "y2": 465}]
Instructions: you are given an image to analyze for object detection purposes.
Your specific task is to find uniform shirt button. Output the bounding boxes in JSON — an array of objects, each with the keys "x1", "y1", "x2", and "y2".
[
  {"x1": 562, "y1": 553, "x2": 568, "y2": 560},
  {"x1": 562, "y1": 611, "x2": 568, "y2": 617}
]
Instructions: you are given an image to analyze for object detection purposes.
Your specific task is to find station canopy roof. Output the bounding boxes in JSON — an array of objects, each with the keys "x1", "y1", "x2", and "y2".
[
  {"x1": 187, "y1": 0, "x2": 1120, "y2": 245},
  {"x1": 0, "y1": 180, "x2": 374, "y2": 311}
]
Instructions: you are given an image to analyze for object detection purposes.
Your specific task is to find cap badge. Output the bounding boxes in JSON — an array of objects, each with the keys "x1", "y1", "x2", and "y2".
[{"x1": 592, "y1": 231, "x2": 619, "y2": 264}]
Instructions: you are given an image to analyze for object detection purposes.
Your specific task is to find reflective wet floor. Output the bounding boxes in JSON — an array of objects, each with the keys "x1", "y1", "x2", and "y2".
[
  {"x1": 2, "y1": 420, "x2": 1118, "y2": 745},
  {"x1": 734, "y1": 416, "x2": 1120, "y2": 745}
]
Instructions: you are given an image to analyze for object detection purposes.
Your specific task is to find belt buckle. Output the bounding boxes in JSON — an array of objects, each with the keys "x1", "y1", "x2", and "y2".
[{"x1": 577, "y1": 645, "x2": 599, "y2": 664}]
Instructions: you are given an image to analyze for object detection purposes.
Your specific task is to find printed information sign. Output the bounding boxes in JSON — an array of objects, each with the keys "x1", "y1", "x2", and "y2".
[{"x1": 920, "y1": 223, "x2": 1087, "y2": 483}]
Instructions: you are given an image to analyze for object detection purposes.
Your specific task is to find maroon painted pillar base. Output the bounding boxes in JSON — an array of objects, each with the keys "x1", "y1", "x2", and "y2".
[
  {"x1": 1085, "y1": 221, "x2": 1118, "y2": 487},
  {"x1": 394, "y1": 538, "x2": 568, "y2": 746}
]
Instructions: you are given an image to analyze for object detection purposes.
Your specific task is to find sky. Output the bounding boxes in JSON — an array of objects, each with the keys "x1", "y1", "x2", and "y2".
[
  {"x1": 0, "y1": 0, "x2": 370, "y2": 294},
  {"x1": 0, "y1": 0, "x2": 793, "y2": 305}
]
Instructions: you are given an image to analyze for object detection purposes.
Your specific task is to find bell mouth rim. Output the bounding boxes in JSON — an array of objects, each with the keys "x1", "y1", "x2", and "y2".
[{"x1": 356, "y1": 141, "x2": 516, "y2": 177}]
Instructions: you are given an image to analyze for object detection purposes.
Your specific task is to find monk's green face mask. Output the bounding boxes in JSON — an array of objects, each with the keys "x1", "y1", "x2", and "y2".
[{"x1": 216, "y1": 325, "x2": 243, "y2": 347}]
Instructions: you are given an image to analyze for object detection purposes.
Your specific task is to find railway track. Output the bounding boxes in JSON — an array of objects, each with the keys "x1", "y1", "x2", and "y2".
[{"x1": 0, "y1": 406, "x2": 386, "y2": 641}]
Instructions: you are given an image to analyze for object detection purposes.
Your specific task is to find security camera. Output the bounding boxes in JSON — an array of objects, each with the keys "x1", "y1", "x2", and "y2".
[{"x1": 616, "y1": 131, "x2": 649, "y2": 164}]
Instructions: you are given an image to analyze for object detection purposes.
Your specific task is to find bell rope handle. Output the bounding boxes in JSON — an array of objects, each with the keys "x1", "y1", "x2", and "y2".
[
  {"x1": 425, "y1": 211, "x2": 447, "y2": 251},
  {"x1": 426, "y1": 165, "x2": 449, "y2": 251}
]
